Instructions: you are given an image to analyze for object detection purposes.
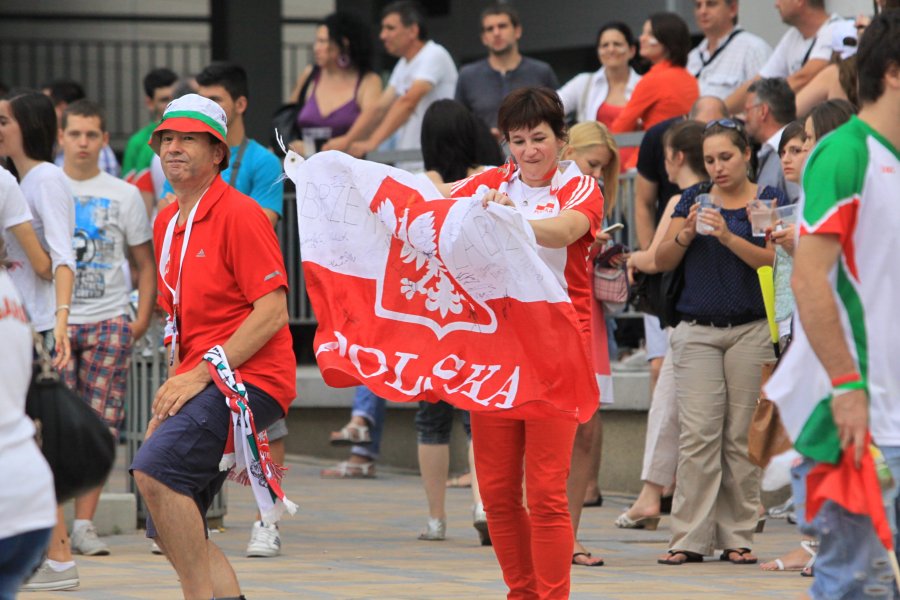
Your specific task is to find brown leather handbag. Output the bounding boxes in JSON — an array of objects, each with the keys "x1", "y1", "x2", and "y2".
[{"x1": 748, "y1": 362, "x2": 793, "y2": 468}]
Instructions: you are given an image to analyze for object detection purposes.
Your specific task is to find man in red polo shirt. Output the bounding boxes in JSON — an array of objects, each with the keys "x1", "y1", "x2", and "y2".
[{"x1": 130, "y1": 94, "x2": 295, "y2": 600}]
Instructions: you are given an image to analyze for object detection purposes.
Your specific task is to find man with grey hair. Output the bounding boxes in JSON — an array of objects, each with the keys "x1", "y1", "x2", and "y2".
[
  {"x1": 687, "y1": 0, "x2": 771, "y2": 100},
  {"x1": 742, "y1": 77, "x2": 799, "y2": 200}
]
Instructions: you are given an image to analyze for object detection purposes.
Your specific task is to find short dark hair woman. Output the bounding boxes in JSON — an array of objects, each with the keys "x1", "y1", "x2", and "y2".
[{"x1": 449, "y1": 87, "x2": 606, "y2": 594}]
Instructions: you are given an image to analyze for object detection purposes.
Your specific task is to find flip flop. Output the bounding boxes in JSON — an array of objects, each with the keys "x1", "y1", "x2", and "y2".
[
  {"x1": 572, "y1": 552, "x2": 604, "y2": 567},
  {"x1": 721, "y1": 548, "x2": 758, "y2": 565},
  {"x1": 658, "y1": 550, "x2": 703, "y2": 565}
]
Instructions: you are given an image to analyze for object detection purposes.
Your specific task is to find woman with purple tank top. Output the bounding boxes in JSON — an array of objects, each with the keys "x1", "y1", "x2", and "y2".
[{"x1": 288, "y1": 12, "x2": 382, "y2": 156}]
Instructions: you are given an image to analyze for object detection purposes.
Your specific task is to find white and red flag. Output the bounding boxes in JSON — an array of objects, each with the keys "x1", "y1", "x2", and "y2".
[{"x1": 283, "y1": 150, "x2": 598, "y2": 423}]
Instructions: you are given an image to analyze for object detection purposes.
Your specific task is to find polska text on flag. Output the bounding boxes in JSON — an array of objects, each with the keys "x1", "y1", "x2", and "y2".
[{"x1": 283, "y1": 150, "x2": 598, "y2": 423}]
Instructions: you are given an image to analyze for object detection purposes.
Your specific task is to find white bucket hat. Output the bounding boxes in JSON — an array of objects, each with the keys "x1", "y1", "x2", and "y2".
[{"x1": 148, "y1": 93, "x2": 230, "y2": 169}]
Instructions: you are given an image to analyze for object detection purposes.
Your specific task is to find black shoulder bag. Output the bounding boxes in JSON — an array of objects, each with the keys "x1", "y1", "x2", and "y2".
[
  {"x1": 26, "y1": 332, "x2": 116, "y2": 503},
  {"x1": 270, "y1": 66, "x2": 319, "y2": 150}
]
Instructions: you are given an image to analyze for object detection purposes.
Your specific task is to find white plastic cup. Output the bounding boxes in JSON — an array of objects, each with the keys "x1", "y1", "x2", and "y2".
[
  {"x1": 773, "y1": 204, "x2": 798, "y2": 231},
  {"x1": 748, "y1": 198, "x2": 776, "y2": 237},
  {"x1": 696, "y1": 193, "x2": 722, "y2": 235},
  {"x1": 301, "y1": 127, "x2": 332, "y2": 158}
]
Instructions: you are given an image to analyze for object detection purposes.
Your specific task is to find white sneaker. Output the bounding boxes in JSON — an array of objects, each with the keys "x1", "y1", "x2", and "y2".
[
  {"x1": 246, "y1": 521, "x2": 281, "y2": 557},
  {"x1": 150, "y1": 540, "x2": 163, "y2": 555},
  {"x1": 71, "y1": 523, "x2": 110, "y2": 556},
  {"x1": 21, "y1": 560, "x2": 79, "y2": 591}
]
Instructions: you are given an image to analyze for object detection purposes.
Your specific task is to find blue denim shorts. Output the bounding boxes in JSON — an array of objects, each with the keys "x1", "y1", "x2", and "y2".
[
  {"x1": 809, "y1": 500, "x2": 897, "y2": 599},
  {"x1": 130, "y1": 382, "x2": 283, "y2": 538},
  {"x1": 414, "y1": 401, "x2": 470, "y2": 445}
]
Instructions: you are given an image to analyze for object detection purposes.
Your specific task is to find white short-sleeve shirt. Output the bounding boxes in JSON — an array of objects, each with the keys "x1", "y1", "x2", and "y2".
[
  {"x1": 66, "y1": 171, "x2": 152, "y2": 324},
  {"x1": 0, "y1": 269, "x2": 56, "y2": 540},
  {"x1": 759, "y1": 14, "x2": 844, "y2": 79},
  {"x1": 387, "y1": 40, "x2": 458, "y2": 151},
  {"x1": 687, "y1": 29, "x2": 773, "y2": 99},
  {"x1": 0, "y1": 166, "x2": 32, "y2": 230},
  {"x1": 4, "y1": 162, "x2": 75, "y2": 332}
]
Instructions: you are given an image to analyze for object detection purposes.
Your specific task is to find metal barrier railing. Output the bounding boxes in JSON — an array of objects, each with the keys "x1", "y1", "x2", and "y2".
[{"x1": 0, "y1": 36, "x2": 316, "y2": 152}]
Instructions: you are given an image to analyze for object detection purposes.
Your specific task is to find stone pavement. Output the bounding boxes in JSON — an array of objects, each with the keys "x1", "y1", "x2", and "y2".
[{"x1": 33, "y1": 456, "x2": 810, "y2": 600}]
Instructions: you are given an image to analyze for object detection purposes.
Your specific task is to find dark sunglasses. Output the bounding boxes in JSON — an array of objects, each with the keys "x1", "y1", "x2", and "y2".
[{"x1": 705, "y1": 118, "x2": 742, "y2": 130}]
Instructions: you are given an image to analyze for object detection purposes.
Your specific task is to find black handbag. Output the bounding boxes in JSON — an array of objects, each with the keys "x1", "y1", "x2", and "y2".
[
  {"x1": 270, "y1": 66, "x2": 318, "y2": 149},
  {"x1": 629, "y1": 271, "x2": 661, "y2": 316},
  {"x1": 26, "y1": 333, "x2": 116, "y2": 503},
  {"x1": 658, "y1": 262, "x2": 685, "y2": 328}
]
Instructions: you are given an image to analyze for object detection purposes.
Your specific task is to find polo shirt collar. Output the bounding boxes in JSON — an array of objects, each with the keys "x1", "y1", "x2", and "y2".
[{"x1": 182, "y1": 174, "x2": 227, "y2": 226}]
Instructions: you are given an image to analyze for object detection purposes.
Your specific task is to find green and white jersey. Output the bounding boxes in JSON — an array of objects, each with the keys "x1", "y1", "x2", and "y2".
[{"x1": 765, "y1": 116, "x2": 900, "y2": 461}]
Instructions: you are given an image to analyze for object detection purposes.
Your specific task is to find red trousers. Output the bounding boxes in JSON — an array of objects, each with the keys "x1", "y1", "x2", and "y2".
[{"x1": 471, "y1": 412, "x2": 578, "y2": 600}]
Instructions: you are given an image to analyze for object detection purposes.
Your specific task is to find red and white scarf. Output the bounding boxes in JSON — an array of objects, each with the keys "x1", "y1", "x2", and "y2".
[{"x1": 203, "y1": 345, "x2": 298, "y2": 525}]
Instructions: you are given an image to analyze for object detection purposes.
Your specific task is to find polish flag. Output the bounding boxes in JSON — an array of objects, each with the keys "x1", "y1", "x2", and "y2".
[{"x1": 284, "y1": 150, "x2": 598, "y2": 423}]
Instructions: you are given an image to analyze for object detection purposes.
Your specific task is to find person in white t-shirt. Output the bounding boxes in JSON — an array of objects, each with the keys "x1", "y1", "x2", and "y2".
[
  {"x1": 56, "y1": 100, "x2": 155, "y2": 560},
  {"x1": 686, "y1": 0, "x2": 772, "y2": 100},
  {"x1": 346, "y1": 0, "x2": 458, "y2": 165},
  {"x1": 0, "y1": 92, "x2": 75, "y2": 369},
  {"x1": 0, "y1": 165, "x2": 52, "y2": 283},
  {"x1": 0, "y1": 91, "x2": 77, "y2": 593},
  {"x1": 0, "y1": 239, "x2": 56, "y2": 597},
  {"x1": 725, "y1": 0, "x2": 843, "y2": 113}
]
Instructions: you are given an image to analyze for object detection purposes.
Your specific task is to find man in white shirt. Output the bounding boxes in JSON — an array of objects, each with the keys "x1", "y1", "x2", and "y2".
[
  {"x1": 687, "y1": 0, "x2": 772, "y2": 100},
  {"x1": 59, "y1": 99, "x2": 155, "y2": 556},
  {"x1": 742, "y1": 78, "x2": 799, "y2": 201},
  {"x1": 347, "y1": 0, "x2": 457, "y2": 163},
  {"x1": 726, "y1": 0, "x2": 843, "y2": 113}
]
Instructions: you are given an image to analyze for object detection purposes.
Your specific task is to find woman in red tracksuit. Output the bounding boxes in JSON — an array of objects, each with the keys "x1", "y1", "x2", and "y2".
[{"x1": 448, "y1": 87, "x2": 604, "y2": 599}]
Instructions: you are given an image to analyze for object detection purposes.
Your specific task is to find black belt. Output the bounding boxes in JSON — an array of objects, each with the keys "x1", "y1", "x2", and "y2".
[{"x1": 680, "y1": 314, "x2": 762, "y2": 328}]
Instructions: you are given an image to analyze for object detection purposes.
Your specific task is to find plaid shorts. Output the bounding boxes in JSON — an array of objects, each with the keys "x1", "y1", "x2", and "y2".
[{"x1": 62, "y1": 315, "x2": 132, "y2": 433}]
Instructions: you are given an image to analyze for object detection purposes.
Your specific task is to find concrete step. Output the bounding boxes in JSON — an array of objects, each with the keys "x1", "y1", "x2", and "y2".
[{"x1": 63, "y1": 492, "x2": 136, "y2": 536}]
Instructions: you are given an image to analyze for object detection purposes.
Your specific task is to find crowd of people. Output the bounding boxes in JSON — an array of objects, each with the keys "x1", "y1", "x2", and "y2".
[{"x1": 1, "y1": 0, "x2": 899, "y2": 598}]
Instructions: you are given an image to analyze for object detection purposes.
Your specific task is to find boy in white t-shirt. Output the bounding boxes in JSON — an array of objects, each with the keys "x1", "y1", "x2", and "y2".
[
  {"x1": 346, "y1": 0, "x2": 457, "y2": 165},
  {"x1": 58, "y1": 100, "x2": 155, "y2": 557}
]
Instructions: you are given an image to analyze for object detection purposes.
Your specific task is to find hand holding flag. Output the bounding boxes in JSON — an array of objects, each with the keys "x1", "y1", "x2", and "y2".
[{"x1": 832, "y1": 389, "x2": 869, "y2": 468}]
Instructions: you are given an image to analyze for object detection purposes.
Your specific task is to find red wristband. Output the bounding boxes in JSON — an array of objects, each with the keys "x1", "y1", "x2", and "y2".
[{"x1": 831, "y1": 372, "x2": 862, "y2": 387}]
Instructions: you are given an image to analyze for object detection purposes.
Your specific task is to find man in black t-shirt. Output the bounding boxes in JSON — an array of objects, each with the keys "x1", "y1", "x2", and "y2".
[{"x1": 633, "y1": 96, "x2": 729, "y2": 250}]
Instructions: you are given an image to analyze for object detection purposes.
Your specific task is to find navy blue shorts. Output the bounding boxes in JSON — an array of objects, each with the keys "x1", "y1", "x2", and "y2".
[{"x1": 130, "y1": 382, "x2": 283, "y2": 538}]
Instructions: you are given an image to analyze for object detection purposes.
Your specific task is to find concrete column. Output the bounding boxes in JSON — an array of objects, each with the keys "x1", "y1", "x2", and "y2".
[{"x1": 210, "y1": 0, "x2": 283, "y2": 144}]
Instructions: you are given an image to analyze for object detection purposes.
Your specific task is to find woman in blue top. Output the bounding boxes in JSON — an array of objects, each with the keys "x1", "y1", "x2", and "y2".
[{"x1": 654, "y1": 120, "x2": 785, "y2": 566}]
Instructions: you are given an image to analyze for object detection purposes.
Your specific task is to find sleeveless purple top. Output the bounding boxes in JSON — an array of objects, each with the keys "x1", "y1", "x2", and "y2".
[{"x1": 296, "y1": 72, "x2": 362, "y2": 137}]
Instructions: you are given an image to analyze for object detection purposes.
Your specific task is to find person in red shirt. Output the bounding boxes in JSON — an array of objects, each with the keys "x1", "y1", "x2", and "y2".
[
  {"x1": 611, "y1": 12, "x2": 699, "y2": 170},
  {"x1": 130, "y1": 94, "x2": 295, "y2": 600},
  {"x1": 449, "y1": 87, "x2": 604, "y2": 597}
]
